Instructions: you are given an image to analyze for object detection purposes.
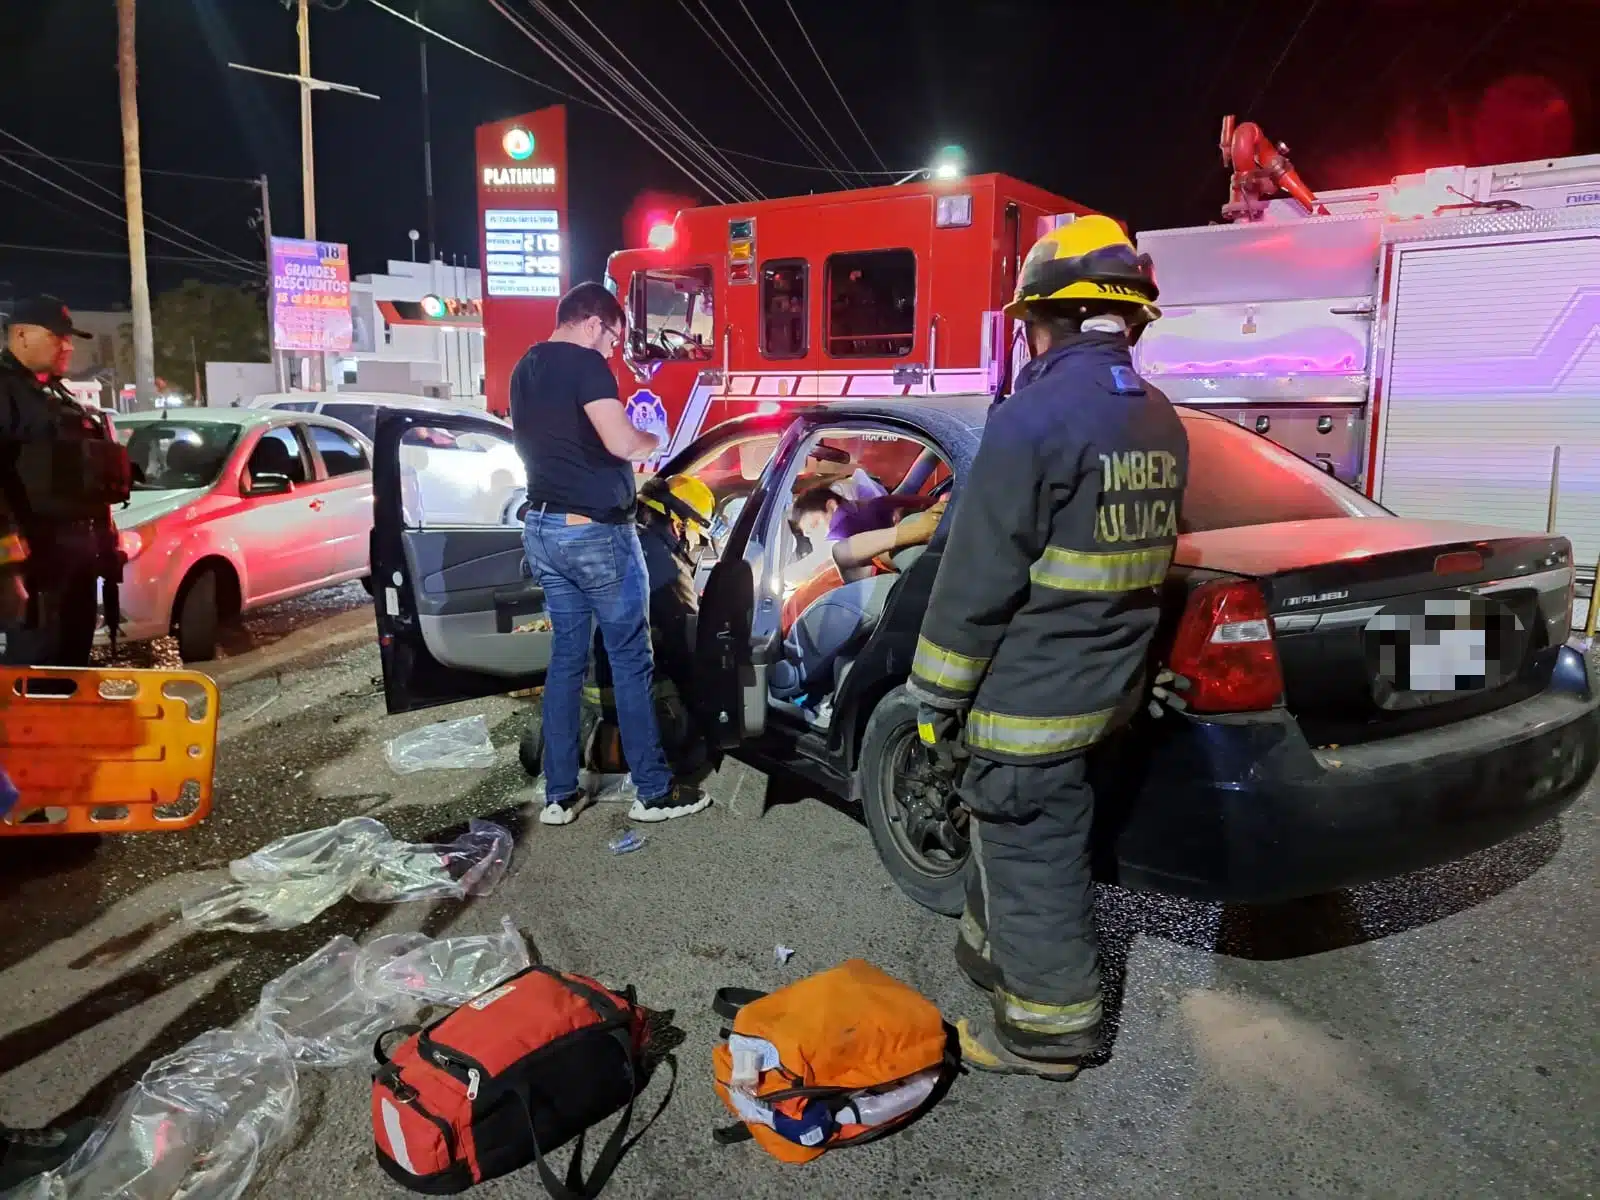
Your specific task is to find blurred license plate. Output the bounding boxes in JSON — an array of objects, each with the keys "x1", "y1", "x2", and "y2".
[{"x1": 1364, "y1": 592, "x2": 1526, "y2": 706}]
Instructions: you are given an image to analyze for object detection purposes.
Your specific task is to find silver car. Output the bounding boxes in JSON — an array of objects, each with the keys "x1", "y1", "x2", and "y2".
[{"x1": 109, "y1": 408, "x2": 375, "y2": 660}]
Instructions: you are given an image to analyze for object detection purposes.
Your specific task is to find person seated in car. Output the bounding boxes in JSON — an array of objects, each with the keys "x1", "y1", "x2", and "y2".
[{"x1": 772, "y1": 497, "x2": 949, "y2": 706}]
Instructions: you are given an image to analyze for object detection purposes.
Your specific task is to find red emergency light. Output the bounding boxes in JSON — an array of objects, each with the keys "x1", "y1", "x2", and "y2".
[{"x1": 647, "y1": 222, "x2": 675, "y2": 250}]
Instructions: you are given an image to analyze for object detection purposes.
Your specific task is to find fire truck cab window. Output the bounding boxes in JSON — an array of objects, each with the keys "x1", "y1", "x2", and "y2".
[
  {"x1": 629, "y1": 266, "x2": 715, "y2": 362},
  {"x1": 825, "y1": 250, "x2": 916, "y2": 358},
  {"x1": 760, "y1": 260, "x2": 808, "y2": 359}
]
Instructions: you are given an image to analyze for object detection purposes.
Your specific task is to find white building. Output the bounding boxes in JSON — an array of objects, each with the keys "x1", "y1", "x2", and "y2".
[{"x1": 330, "y1": 259, "x2": 486, "y2": 408}]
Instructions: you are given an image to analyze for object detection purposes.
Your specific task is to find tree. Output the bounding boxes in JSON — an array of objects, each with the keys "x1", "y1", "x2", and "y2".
[{"x1": 151, "y1": 280, "x2": 269, "y2": 401}]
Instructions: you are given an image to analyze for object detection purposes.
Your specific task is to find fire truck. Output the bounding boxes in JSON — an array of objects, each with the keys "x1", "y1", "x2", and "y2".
[{"x1": 600, "y1": 118, "x2": 1600, "y2": 612}]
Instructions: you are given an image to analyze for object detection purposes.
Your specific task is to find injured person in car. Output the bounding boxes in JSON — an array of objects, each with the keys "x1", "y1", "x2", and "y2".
[{"x1": 771, "y1": 496, "x2": 948, "y2": 720}]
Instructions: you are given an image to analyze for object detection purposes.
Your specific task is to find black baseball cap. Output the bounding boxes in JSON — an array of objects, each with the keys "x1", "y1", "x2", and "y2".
[{"x1": 7, "y1": 295, "x2": 89, "y2": 339}]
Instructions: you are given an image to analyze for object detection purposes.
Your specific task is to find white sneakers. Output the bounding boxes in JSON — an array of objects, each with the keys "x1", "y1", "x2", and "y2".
[
  {"x1": 537, "y1": 793, "x2": 594, "y2": 826},
  {"x1": 627, "y1": 788, "x2": 711, "y2": 823}
]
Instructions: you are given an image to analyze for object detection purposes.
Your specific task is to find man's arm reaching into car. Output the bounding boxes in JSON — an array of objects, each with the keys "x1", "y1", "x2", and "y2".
[
  {"x1": 583, "y1": 397, "x2": 660, "y2": 461},
  {"x1": 833, "y1": 496, "x2": 948, "y2": 581}
]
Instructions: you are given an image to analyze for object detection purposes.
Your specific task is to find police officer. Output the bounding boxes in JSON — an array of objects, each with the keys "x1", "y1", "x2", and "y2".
[
  {"x1": 907, "y1": 216, "x2": 1188, "y2": 1078},
  {"x1": 0, "y1": 296, "x2": 130, "y2": 666}
]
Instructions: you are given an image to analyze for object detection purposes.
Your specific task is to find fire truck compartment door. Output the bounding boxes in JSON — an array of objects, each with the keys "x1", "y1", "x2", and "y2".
[
  {"x1": 371, "y1": 410, "x2": 549, "y2": 716},
  {"x1": 1373, "y1": 230, "x2": 1600, "y2": 570}
]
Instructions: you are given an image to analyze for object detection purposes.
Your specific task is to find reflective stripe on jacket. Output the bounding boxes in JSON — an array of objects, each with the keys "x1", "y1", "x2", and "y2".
[{"x1": 907, "y1": 334, "x2": 1189, "y2": 765}]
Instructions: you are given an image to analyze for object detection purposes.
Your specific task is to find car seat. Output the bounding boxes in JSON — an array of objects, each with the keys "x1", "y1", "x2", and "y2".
[
  {"x1": 769, "y1": 574, "x2": 898, "y2": 702},
  {"x1": 251, "y1": 435, "x2": 296, "y2": 481}
]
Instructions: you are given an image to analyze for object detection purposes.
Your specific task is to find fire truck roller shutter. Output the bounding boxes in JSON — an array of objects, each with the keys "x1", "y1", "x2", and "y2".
[{"x1": 1374, "y1": 231, "x2": 1600, "y2": 571}]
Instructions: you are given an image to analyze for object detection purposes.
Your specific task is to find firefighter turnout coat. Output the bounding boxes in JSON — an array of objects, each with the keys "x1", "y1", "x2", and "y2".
[{"x1": 908, "y1": 334, "x2": 1188, "y2": 764}]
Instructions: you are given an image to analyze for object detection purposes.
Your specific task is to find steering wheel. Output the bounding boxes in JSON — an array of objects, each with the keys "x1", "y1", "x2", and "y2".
[{"x1": 656, "y1": 328, "x2": 695, "y2": 354}]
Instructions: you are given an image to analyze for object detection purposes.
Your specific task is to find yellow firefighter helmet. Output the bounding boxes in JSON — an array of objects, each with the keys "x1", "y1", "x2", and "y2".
[
  {"x1": 640, "y1": 472, "x2": 714, "y2": 528},
  {"x1": 1002, "y1": 215, "x2": 1161, "y2": 324}
]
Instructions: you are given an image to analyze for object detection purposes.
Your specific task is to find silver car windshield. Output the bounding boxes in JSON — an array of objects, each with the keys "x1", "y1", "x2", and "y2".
[{"x1": 119, "y1": 422, "x2": 243, "y2": 490}]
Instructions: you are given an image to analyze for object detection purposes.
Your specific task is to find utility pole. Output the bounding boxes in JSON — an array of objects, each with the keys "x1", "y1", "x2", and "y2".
[
  {"x1": 258, "y1": 174, "x2": 286, "y2": 391},
  {"x1": 295, "y1": 0, "x2": 322, "y2": 392},
  {"x1": 227, "y1": 0, "x2": 376, "y2": 393},
  {"x1": 117, "y1": 0, "x2": 156, "y2": 411},
  {"x1": 418, "y1": 3, "x2": 437, "y2": 264}
]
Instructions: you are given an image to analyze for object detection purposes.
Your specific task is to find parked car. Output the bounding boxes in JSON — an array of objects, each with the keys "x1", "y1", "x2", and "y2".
[
  {"x1": 110, "y1": 408, "x2": 375, "y2": 660},
  {"x1": 368, "y1": 398, "x2": 1598, "y2": 914},
  {"x1": 246, "y1": 391, "x2": 525, "y2": 526}
]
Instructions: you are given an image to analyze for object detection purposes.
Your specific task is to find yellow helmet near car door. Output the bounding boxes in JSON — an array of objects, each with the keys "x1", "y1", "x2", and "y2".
[
  {"x1": 640, "y1": 473, "x2": 714, "y2": 528},
  {"x1": 1002, "y1": 214, "x2": 1161, "y2": 325}
]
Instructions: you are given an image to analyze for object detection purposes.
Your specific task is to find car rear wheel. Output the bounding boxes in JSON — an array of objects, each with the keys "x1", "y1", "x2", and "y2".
[
  {"x1": 173, "y1": 566, "x2": 222, "y2": 663},
  {"x1": 859, "y1": 685, "x2": 970, "y2": 916}
]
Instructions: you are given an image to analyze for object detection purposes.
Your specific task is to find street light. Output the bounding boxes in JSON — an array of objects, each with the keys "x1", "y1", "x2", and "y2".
[{"x1": 895, "y1": 145, "x2": 968, "y2": 185}]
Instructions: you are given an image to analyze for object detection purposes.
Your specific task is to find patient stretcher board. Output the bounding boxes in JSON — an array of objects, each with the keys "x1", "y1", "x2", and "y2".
[{"x1": 0, "y1": 667, "x2": 219, "y2": 836}]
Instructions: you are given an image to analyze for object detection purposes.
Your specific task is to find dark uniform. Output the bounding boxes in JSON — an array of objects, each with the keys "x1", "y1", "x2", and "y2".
[
  {"x1": 909, "y1": 331, "x2": 1188, "y2": 1065},
  {"x1": 0, "y1": 297, "x2": 131, "y2": 666}
]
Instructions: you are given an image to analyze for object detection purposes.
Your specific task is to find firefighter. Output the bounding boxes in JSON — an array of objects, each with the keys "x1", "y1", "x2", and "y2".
[
  {"x1": 907, "y1": 215, "x2": 1189, "y2": 1078},
  {"x1": 0, "y1": 296, "x2": 130, "y2": 666}
]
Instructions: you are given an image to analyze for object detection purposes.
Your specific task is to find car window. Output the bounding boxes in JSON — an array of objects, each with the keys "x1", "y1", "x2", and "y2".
[
  {"x1": 248, "y1": 426, "x2": 310, "y2": 485},
  {"x1": 272, "y1": 401, "x2": 316, "y2": 413},
  {"x1": 320, "y1": 402, "x2": 378, "y2": 439},
  {"x1": 776, "y1": 428, "x2": 948, "y2": 590},
  {"x1": 674, "y1": 433, "x2": 781, "y2": 546},
  {"x1": 400, "y1": 424, "x2": 526, "y2": 528},
  {"x1": 1180, "y1": 415, "x2": 1387, "y2": 533},
  {"x1": 119, "y1": 421, "x2": 241, "y2": 490},
  {"x1": 310, "y1": 424, "x2": 369, "y2": 478}
]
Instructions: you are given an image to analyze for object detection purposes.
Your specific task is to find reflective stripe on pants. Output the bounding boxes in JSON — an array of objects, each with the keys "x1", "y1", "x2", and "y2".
[{"x1": 962, "y1": 754, "x2": 1100, "y2": 1035}]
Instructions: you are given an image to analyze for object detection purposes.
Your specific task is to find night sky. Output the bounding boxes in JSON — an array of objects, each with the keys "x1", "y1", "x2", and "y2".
[{"x1": 1, "y1": 0, "x2": 1594, "y2": 311}]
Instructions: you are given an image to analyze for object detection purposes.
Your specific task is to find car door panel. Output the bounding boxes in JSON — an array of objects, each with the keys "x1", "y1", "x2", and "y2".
[
  {"x1": 232, "y1": 425, "x2": 320, "y2": 605},
  {"x1": 302, "y1": 422, "x2": 376, "y2": 580},
  {"x1": 372, "y1": 410, "x2": 549, "y2": 714},
  {"x1": 692, "y1": 418, "x2": 809, "y2": 742},
  {"x1": 402, "y1": 530, "x2": 549, "y2": 674}
]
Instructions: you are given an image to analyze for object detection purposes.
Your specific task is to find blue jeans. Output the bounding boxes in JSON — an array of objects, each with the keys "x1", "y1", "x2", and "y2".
[{"x1": 521, "y1": 511, "x2": 673, "y2": 803}]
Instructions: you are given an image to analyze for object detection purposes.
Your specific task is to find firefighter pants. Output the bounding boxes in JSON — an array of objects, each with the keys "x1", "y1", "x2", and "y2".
[{"x1": 959, "y1": 753, "x2": 1103, "y2": 1058}]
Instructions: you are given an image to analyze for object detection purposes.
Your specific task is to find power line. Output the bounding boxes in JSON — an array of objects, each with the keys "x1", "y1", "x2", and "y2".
[
  {"x1": 735, "y1": 0, "x2": 865, "y2": 185},
  {"x1": 782, "y1": 0, "x2": 886, "y2": 173},
  {"x1": 359, "y1": 0, "x2": 916, "y2": 177},
  {"x1": 0, "y1": 150, "x2": 256, "y2": 185},
  {"x1": 559, "y1": 1, "x2": 764, "y2": 201},
  {"x1": 0, "y1": 125, "x2": 260, "y2": 270},
  {"x1": 0, "y1": 154, "x2": 260, "y2": 276},
  {"x1": 680, "y1": 0, "x2": 854, "y2": 189},
  {"x1": 486, "y1": 0, "x2": 739, "y2": 203},
  {"x1": 529, "y1": 0, "x2": 761, "y2": 202},
  {"x1": 1242, "y1": 0, "x2": 1321, "y2": 117},
  {"x1": 0, "y1": 242, "x2": 266, "y2": 270}
]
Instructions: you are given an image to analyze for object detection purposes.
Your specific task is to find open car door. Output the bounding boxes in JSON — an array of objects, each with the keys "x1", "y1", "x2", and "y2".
[{"x1": 371, "y1": 411, "x2": 548, "y2": 714}]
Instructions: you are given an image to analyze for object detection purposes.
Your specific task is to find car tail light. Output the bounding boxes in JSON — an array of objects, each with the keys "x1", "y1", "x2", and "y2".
[
  {"x1": 1167, "y1": 579, "x2": 1284, "y2": 713},
  {"x1": 117, "y1": 526, "x2": 146, "y2": 562}
]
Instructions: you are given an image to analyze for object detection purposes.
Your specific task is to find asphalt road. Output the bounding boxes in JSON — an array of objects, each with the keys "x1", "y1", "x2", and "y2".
[{"x1": 0, "y1": 596, "x2": 1594, "y2": 1198}]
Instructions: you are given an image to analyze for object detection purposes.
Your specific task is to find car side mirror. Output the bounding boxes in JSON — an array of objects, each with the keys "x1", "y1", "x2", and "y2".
[{"x1": 246, "y1": 472, "x2": 292, "y2": 496}]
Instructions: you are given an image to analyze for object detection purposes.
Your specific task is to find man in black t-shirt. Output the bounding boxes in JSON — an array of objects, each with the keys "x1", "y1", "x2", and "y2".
[{"x1": 511, "y1": 282, "x2": 708, "y2": 826}]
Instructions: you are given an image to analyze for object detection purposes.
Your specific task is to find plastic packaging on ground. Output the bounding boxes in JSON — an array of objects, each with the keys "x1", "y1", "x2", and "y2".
[
  {"x1": 384, "y1": 714, "x2": 497, "y2": 774},
  {"x1": 525, "y1": 772, "x2": 640, "y2": 807},
  {"x1": 5, "y1": 920, "x2": 531, "y2": 1200},
  {"x1": 179, "y1": 817, "x2": 513, "y2": 933}
]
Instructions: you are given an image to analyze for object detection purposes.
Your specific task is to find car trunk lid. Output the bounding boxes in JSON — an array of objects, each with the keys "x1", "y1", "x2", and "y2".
[{"x1": 1175, "y1": 518, "x2": 1575, "y2": 744}]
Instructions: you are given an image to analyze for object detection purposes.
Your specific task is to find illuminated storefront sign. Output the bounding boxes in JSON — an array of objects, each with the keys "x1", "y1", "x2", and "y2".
[
  {"x1": 484, "y1": 208, "x2": 563, "y2": 298},
  {"x1": 483, "y1": 165, "x2": 557, "y2": 188},
  {"x1": 477, "y1": 105, "x2": 569, "y2": 415},
  {"x1": 270, "y1": 237, "x2": 352, "y2": 352},
  {"x1": 503, "y1": 127, "x2": 535, "y2": 160}
]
